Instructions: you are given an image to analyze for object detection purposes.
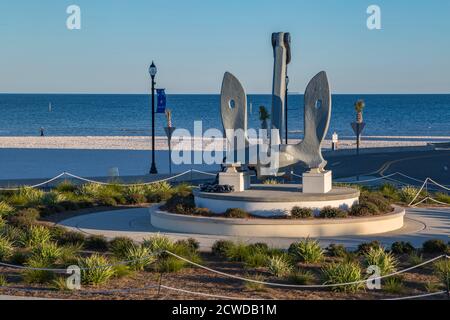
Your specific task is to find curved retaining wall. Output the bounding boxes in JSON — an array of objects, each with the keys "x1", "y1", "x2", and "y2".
[{"x1": 150, "y1": 207, "x2": 405, "y2": 238}]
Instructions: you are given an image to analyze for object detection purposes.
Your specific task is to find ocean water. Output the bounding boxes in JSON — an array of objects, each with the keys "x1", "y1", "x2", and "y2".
[{"x1": 0, "y1": 94, "x2": 449, "y2": 138}]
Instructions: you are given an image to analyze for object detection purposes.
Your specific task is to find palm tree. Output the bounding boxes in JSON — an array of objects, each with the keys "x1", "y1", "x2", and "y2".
[
  {"x1": 259, "y1": 105, "x2": 270, "y2": 130},
  {"x1": 354, "y1": 99, "x2": 365, "y2": 123}
]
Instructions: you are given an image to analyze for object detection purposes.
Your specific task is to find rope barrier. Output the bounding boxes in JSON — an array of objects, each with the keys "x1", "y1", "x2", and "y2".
[
  {"x1": 163, "y1": 251, "x2": 449, "y2": 289},
  {"x1": 384, "y1": 290, "x2": 447, "y2": 301},
  {"x1": 0, "y1": 169, "x2": 218, "y2": 191}
]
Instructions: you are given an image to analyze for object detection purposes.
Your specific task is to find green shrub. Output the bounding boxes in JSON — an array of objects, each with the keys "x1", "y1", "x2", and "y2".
[
  {"x1": 175, "y1": 238, "x2": 200, "y2": 252},
  {"x1": 112, "y1": 264, "x2": 132, "y2": 278},
  {"x1": 378, "y1": 184, "x2": 400, "y2": 201},
  {"x1": 155, "y1": 256, "x2": 186, "y2": 273},
  {"x1": 54, "y1": 229, "x2": 86, "y2": 246},
  {"x1": 0, "y1": 275, "x2": 7, "y2": 287},
  {"x1": 124, "y1": 185, "x2": 147, "y2": 204},
  {"x1": 9, "y1": 250, "x2": 28, "y2": 265},
  {"x1": 0, "y1": 201, "x2": 15, "y2": 217},
  {"x1": 162, "y1": 191, "x2": 195, "y2": 214},
  {"x1": 383, "y1": 276, "x2": 404, "y2": 294},
  {"x1": 193, "y1": 207, "x2": 213, "y2": 216},
  {"x1": 322, "y1": 261, "x2": 364, "y2": 292},
  {"x1": 288, "y1": 269, "x2": 315, "y2": 285},
  {"x1": 212, "y1": 240, "x2": 234, "y2": 257},
  {"x1": 145, "y1": 181, "x2": 173, "y2": 203},
  {"x1": 244, "y1": 251, "x2": 269, "y2": 269},
  {"x1": 319, "y1": 207, "x2": 348, "y2": 219},
  {"x1": 267, "y1": 255, "x2": 293, "y2": 277},
  {"x1": 391, "y1": 241, "x2": 415, "y2": 255},
  {"x1": 360, "y1": 192, "x2": 392, "y2": 213},
  {"x1": 224, "y1": 208, "x2": 249, "y2": 219},
  {"x1": 123, "y1": 244, "x2": 155, "y2": 271},
  {"x1": 244, "y1": 273, "x2": 266, "y2": 291},
  {"x1": 350, "y1": 203, "x2": 379, "y2": 217},
  {"x1": 85, "y1": 235, "x2": 109, "y2": 251},
  {"x1": 408, "y1": 252, "x2": 424, "y2": 266},
  {"x1": 364, "y1": 247, "x2": 398, "y2": 276},
  {"x1": 225, "y1": 242, "x2": 251, "y2": 262},
  {"x1": 357, "y1": 241, "x2": 382, "y2": 255},
  {"x1": 21, "y1": 225, "x2": 52, "y2": 248},
  {"x1": 248, "y1": 242, "x2": 270, "y2": 253},
  {"x1": 0, "y1": 236, "x2": 13, "y2": 261},
  {"x1": 290, "y1": 207, "x2": 313, "y2": 219},
  {"x1": 59, "y1": 244, "x2": 83, "y2": 265},
  {"x1": 7, "y1": 208, "x2": 40, "y2": 228},
  {"x1": 30, "y1": 242, "x2": 63, "y2": 265},
  {"x1": 0, "y1": 225, "x2": 25, "y2": 244},
  {"x1": 110, "y1": 236, "x2": 135, "y2": 259},
  {"x1": 56, "y1": 180, "x2": 77, "y2": 193},
  {"x1": 9, "y1": 187, "x2": 45, "y2": 207},
  {"x1": 42, "y1": 191, "x2": 68, "y2": 206},
  {"x1": 288, "y1": 238, "x2": 324, "y2": 263},
  {"x1": 143, "y1": 234, "x2": 174, "y2": 252},
  {"x1": 23, "y1": 257, "x2": 55, "y2": 284},
  {"x1": 433, "y1": 259, "x2": 450, "y2": 289},
  {"x1": 434, "y1": 193, "x2": 450, "y2": 204},
  {"x1": 399, "y1": 186, "x2": 421, "y2": 203},
  {"x1": 326, "y1": 243, "x2": 348, "y2": 258},
  {"x1": 422, "y1": 239, "x2": 448, "y2": 254},
  {"x1": 79, "y1": 254, "x2": 114, "y2": 285}
]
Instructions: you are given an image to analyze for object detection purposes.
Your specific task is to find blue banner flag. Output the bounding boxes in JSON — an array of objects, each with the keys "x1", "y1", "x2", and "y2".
[{"x1": 156, "y1": 89, "x2": 166, "y2": 113}]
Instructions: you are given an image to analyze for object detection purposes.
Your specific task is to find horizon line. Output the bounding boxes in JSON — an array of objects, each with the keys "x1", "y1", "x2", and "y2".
[{"x1": 1, "y1": 92, "x2": 450, "y2": 95}]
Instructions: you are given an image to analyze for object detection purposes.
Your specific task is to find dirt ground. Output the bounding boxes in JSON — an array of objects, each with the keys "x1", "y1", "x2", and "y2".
[{"x1": 0, "y1": 253, "x2": 447, "y2": 300}]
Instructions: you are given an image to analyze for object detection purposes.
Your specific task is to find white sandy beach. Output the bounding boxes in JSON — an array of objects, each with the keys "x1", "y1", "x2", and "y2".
[{"x1": 0, "y1": 136, "x2": 448, "y2": 151}]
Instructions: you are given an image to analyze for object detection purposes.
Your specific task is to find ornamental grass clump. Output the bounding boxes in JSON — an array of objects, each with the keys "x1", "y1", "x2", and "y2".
[
  {"x1": 23, "y1": 257, "x2": 55, "y2": 284},
  {"x1": 224, "y1": 242, "x2": 251, "y2": 262},
  {"x1": 399, "y1": 186, "x2": 421, "y2": 203},
  {"x1": 211, "y1": 240, "x2": 234, "y2": 257},
  {"x1": 288, "y1": 238, "x2": 324, "y2": 263},
  {"x1": 110, "y1": 236, "x2": 135, "y2": 259},
  {"x1": 288, "y1": 269, "x2": 315, "y2": 285},
  {"x1": 321, "y1": 261, "x2": 364, "y2": 293},
  {"x1": 364, "y1": 247, "x2": 398, "y2": 276},
  {"x1": 433, "y1": 259, "x2": 450, "y2": 289},
  {"x1": 9, "y1": 187, "x2": 45, "y2": 207},
  {"x1": 434, "y1": 193, "x2": 450, "y2": 205},
  {"x1": 0, "y1": 236, "x2": 13, "y2": 261},
  {"x1": 123, "y1": 244, "x2": 155, "y2": 271},
  {"x1": 143, "y1": 234, "x2": 174, "y2": 253},
  {"x1": 20, "y1": 225, "x2": 52, "y2": 248},
  {"x1": 0, "y1": 201, "x2": 15, "y2": 217},
  {"x1": 378, "y1": 183, "x2": 401, "y2": 201},
  {"x1": 267, "y1": 254, "x2": 293, "y2": 277},
  {"x1": 224, "y1": 208, "x2": 249, "y2": 219},
  {"x1": 79, "y1": 254, "x2": 115, "y2": 286}
]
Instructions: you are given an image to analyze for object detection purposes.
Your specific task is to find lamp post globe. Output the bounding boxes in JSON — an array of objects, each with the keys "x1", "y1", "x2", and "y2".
[
  {"x1": 149, "y1": 61, "x2": 158, "y2": 174},
  {"x1": 149, "y1": 61, "x2": 157, "y2": 78}
]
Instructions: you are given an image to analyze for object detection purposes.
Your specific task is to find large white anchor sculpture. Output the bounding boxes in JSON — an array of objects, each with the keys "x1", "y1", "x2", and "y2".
[{"x1": 220, "y1": 32, "x2": 332, "y2": 177}]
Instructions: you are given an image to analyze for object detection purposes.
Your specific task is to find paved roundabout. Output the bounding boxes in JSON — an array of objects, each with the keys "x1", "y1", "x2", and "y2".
[{"x1": 57, "y1": 205, "x2": 450, "y2": 251}]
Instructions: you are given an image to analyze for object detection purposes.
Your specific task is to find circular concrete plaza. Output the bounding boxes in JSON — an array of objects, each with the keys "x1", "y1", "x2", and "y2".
[{"x1": 58, "y1": 205, "x2": 450, "y2": 251}]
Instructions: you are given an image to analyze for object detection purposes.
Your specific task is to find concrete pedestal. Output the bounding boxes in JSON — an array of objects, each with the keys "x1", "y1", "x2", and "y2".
[
  {"x1": 302, "y1": 170, "x2": 332, "y2": 194},
  {"x1": 219, "y1": 169, "x2": 250, "y2": 192}
]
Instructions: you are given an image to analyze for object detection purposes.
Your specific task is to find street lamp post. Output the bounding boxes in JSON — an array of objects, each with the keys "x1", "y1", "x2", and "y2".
[
  {"x1": 149, "y1": 61, "x2": 158, "y2": 174},
  {"x1": 285, "y1": 74, "x2": 289, "y2": 144}
]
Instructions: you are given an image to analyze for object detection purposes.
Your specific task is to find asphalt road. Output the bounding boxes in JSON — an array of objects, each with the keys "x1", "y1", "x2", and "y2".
[{"x1": 312, "y1": 149, "x2": 450, "y2": 186}]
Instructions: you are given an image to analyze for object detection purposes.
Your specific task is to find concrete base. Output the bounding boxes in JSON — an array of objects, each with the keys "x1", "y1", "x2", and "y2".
[
  {"x1": 302, "y1": 170, "x2": 332, "y2": 194},
  {"x1": 218, "y1": 170, "x2": 250, "y2": 192},
  {"x1": 151, "y1": 207, "x2": 405, "y2": 238},
  {"x1": 195, "y1": 184, "x2": 359, "y2": 217}
]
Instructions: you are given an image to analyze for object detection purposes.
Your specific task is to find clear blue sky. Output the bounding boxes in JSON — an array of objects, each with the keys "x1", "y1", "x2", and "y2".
[{"x1": 0, "y1": 0, "x2": 449, "y2": 94}]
